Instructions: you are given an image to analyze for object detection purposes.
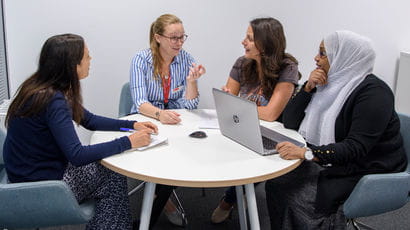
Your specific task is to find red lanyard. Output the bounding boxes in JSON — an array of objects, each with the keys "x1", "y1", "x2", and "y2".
[{"x1": 162, "y1": 73, "x2": 171, "y2": 104}]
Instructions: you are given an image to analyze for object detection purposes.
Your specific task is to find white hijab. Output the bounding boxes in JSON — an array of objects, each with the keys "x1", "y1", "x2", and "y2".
[{"x1": 298, "y1": 30, "x2": 376, "y2": 146}]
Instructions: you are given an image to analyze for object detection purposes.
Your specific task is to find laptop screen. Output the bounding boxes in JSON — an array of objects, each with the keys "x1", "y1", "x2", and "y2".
[
  {"x1": 212, "y1": 88, "x2": 304, "y2": 155},
  {"x1": 212, "y1": 88, "x2": 267, "y2": 153}
]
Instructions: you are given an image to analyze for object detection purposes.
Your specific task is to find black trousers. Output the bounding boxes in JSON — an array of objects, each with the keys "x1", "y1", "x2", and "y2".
[{"x1": 149, "y1": 184, "x2": 175, "y2": 229}]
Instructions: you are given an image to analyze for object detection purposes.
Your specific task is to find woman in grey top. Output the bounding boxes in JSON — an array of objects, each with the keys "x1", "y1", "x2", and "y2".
[{"x1": 211, "y1": 17, "x2": 301, "y2": 224}]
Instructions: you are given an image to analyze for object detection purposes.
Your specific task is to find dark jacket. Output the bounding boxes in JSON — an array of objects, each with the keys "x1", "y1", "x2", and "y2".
[{"x1": 283, "y1": 74, "x2": 407, "y2": 213}]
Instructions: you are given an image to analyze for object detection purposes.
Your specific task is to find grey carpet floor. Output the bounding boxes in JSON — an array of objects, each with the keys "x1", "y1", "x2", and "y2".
[{"x1": 41, "y1": 179, "x2": 410, "y2": 230}]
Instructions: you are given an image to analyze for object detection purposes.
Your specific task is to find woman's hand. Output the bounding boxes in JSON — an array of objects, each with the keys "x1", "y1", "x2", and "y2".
[
  {"x1": 128, "y1": 129, "x2": 152, "y2": 148},
  {"x1": 158, "y1": 110, "x2": 181, "y2": 124},
  {"x1": 305, "y1": 68, "x2": 328, "y2": 92},
  {"x1": 186, "y1": 63, "x2": 206, "y2": 83},
  {"x1": 276, "y1": 141, "x2": 305, "y2": 160},
  {"x1": 133, "y1": 121, "x2": 158, "y2": 134}
]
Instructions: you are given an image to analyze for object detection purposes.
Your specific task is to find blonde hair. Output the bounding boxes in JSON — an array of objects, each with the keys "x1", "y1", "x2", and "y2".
[{"x1": 149, "y1": 14, "x2": 182, "y2": 79}]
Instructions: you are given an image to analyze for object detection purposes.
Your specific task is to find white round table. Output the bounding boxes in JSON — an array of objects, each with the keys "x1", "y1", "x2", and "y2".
[{"x1": 90, "y1": 109, "x2": 304, "y2": 230}]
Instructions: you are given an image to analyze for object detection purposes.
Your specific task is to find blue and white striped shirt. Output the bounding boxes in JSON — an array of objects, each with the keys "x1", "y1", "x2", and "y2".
[{"x1": 129, "y1": 48, "x2": 199, "y2": 113}]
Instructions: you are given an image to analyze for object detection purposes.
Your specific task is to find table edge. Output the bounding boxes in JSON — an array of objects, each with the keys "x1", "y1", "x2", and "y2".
[{"x1": 100, "y1": 159, "x2": 302, "y2": 187}]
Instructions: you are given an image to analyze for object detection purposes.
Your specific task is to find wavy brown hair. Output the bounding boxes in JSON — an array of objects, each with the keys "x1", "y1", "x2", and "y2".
[
  {"x1": 6, "y1": 34, "x2": 85, "y2": 126},
  {"x1": 149, "y1": 14, "x2": 182, "y2": 80},
  {"x1": 242, "y1": 17, "x2": 301, "y2": 99}
]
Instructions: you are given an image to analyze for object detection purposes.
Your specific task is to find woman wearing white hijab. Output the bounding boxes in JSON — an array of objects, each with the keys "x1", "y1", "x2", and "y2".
[{"x1": 265, "y1": 31, "x2": 407, "y2": 229}]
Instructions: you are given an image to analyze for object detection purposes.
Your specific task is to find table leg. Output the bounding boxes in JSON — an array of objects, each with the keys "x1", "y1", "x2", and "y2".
[
  {"x1": 139, "y1": 182, "x2": 156, "y2": 230},
  {"x1": 245, "y1": 184, "x2": 260, "y2": 230},
  {"x1": 236, "y1": 185, "x2": 248, "y2": 230}
]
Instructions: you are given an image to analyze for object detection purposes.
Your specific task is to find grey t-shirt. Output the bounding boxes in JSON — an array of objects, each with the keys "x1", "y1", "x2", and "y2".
[{"x1": 229, "y1": 56, "x2": 299, "y2": 106}]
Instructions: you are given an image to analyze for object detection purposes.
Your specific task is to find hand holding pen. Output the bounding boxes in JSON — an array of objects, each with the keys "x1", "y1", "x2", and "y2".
[
  {"x1": 127, "y1": 129, "x2": 153, "y2": 148},
  {"x1": 124, "y1": 122, "x2": 158, "y2": 148}
]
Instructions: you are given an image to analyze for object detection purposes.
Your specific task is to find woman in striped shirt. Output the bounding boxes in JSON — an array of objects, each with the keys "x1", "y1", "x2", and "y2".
[
  {"x1": 129, "y1": 14, "x2": 206, "y2": 125},
  {"x1": 129, "y1": 14, "x2": 206, "y2": 227}
]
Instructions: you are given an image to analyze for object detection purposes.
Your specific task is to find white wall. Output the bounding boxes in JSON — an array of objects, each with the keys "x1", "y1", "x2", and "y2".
[
  {"x1": 396, "y1": 52, "x2": 410, "y2": 114},
  {"x1": 4, "y1": 0, "x2": 410, "y2": 139}
]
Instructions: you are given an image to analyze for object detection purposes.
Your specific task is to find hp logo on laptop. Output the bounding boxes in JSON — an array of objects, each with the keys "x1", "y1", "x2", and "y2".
[{"x1": 232, "y1": 115, "x2": 240, "y2": 124}]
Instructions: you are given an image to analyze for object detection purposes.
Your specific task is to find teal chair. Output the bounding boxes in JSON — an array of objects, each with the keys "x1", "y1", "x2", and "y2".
[
  {"x1": 119, "y1": 82, "x2": 133, "y2": 117},
  {"x1": 0, "y1": 129, "x2": 96, "y2": 229},
  {"x1": 343, "y1": 113, "x2": 410, "y2": 229}
]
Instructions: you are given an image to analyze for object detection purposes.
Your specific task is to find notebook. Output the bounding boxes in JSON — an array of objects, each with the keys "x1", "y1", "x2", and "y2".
[
  {"x1": 136, "y1": 134, "x2": 168, "y2": 151},
  {"x1": 212, "y1": 88, "x2": 304, "y2": 156}
]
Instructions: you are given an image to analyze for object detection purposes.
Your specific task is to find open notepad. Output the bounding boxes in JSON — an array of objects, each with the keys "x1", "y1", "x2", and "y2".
[
  {"x1": 196, "y1": 110, "x2": 220, "y2": 129},
  {"x1": 136, "y1": 134, "x2": 168, "y2": 151}
]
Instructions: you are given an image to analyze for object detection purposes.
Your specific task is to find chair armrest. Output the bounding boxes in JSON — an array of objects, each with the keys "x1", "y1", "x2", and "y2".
[
  {"x1": 0, "y1": 178, "x2": 95, "y2": 229},
  {"x1": 343, "y1": 172, "x2": 410, "y2": 218}
]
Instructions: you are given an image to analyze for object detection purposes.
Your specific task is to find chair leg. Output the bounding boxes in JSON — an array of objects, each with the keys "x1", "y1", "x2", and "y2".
[
  {"x1": 128, "y1": 181, "x2": 188, "y2": 226},
  {"x1": 347, "y1": 218, "x2": 359, "y2": 230},
  {"x1": 128, "y1": 181, "x2": 146, "y2": 196},
  {"x1": 172, "y1": 189, "x2": 188, "y2": 226},
  {"x1": 347, "y1": 218, "x2": 375, "y2": 230}
]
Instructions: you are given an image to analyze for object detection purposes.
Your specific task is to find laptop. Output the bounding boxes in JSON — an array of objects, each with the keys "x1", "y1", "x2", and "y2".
[{"x1": 212, "y1": 88, "x2": 304, "y2": 156}]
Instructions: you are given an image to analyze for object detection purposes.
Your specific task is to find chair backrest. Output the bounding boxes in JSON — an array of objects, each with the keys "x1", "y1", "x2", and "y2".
[
  {"x1": 118, "y1": 82, "x2": 132, "y2": 117},
  {"x1": 0, "y1": 179, "x2": 95, "y2": 228},
  {"x1": 398, "y1": 113, "x2": 410, "y2": 172},
  {"x1": 343, "y1": 113, "x2": 410, "y2": 219}
]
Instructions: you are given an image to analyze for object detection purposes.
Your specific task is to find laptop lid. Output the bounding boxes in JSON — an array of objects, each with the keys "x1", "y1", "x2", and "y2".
[{"x1": 212, "y1": 88, "x2": 265, "y2": 154}]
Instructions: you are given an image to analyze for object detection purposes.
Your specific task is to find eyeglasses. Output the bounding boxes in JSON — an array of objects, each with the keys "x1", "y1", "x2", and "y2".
[
  {"x1": 160, "y1": 34, "x2": 188, "y2": 44},
  {"x1": 319, "y1": 49, "x2": 327, "y2": 58}
]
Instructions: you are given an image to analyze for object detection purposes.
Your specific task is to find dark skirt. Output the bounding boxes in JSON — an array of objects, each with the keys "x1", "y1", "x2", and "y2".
[{"x1": 265, "y1": 161, "x2": 347, "y2": 230}]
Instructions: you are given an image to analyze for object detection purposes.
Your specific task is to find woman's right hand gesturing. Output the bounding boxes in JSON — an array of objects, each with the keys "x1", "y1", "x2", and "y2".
[{"x1": 128, "y1": 129, "x2": 152, "y2": 148}]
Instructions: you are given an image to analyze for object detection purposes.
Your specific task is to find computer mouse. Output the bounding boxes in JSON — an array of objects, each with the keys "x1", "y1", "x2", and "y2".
[{"x1": 189, "y1": 131, "x2": 207, "y2": 138}]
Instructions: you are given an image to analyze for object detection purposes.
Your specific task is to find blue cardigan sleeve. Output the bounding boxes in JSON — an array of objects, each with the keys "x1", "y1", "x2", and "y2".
[
  {"x1": 81, "y1": 108, "x2": 135, "y2": 131},
  {"x1": 47, "y1": 95, "x2": 133, "y2": 166}
]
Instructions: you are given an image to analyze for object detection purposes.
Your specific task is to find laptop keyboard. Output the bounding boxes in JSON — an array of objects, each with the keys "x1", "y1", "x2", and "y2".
[{"x1": 262, "y1": 136, "x2": 277, "y2": 150}]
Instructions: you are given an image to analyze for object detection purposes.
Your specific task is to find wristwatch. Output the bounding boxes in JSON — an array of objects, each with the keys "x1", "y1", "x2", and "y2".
[
  {"x1": 304, "y1": 147, "x2": 314, "y2": 161},
  {"x1": 155, "y1": 110, "x2": 161, "y2": 120}
]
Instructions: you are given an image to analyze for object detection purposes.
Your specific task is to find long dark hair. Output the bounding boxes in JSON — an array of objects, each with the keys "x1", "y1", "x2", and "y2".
[
  {"x1": 6, "y1": 33, "x2": 85, "y2": 125},
  {"x1": 242, "y1": 17, "x2": 300, "y2": 99}
]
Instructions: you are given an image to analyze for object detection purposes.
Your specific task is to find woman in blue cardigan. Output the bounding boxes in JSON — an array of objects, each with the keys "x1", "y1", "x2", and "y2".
[{"x1": 3, "y1": 34, "x2": 171, "y2": 229}]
